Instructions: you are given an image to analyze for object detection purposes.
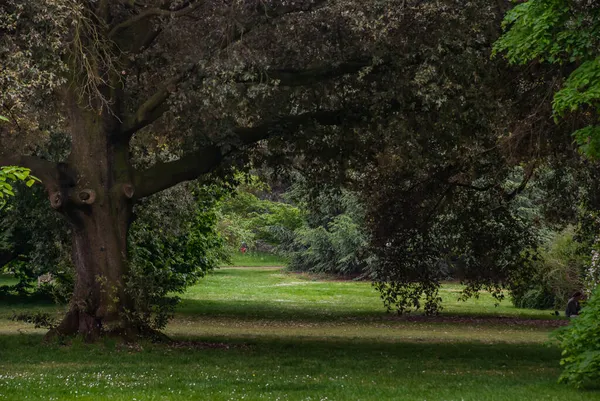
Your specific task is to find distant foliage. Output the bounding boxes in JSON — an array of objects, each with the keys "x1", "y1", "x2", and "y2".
[
  {"x1": 217, "y1": 177, "x2": 303, "y2": 252},
  {"x1": 555, "y1": 286, "x2": 600, "y2": 388},
  {"x1": 281, "y1": 189, "x2": 374, "y2": 276},
  {"x1": 285, "y1": 214, "x2": 373, "y2": 276},
  {"x1": 512, "y1": 227, "x2": 587, "y2": 310}
]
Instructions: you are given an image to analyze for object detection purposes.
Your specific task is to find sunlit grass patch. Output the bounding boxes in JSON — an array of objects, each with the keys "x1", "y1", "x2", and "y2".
[
  {"x1": 180, "y1": 267, "x2": 563, "y2": 321},
  {"x1": 222, "y1": 251, "x2": 287, "y2": 267}
]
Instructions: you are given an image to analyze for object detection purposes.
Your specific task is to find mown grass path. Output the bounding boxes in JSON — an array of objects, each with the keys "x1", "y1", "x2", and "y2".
[{"x1": 0, "y1": 268, "x2": 598, "y2": 400}]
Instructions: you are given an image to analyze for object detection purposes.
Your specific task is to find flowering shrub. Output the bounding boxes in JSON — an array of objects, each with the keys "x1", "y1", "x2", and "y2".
[{"x1": 586, "y1": 236, "x2": 600, "y2": 293}]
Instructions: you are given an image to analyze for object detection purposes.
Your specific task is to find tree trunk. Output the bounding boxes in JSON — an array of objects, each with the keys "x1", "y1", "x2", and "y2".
[
  {"x1": 49, "y1": 94, "x2": 137, "y2": 341},
  {"x1": 53, "y1": 202, "x2": 133, "y2": 341}
]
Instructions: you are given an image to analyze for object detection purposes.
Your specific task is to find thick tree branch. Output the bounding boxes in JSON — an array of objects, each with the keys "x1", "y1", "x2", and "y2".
[
  {"x1": 121, "y1": 57, "x2": 376, "y2": 137},
  {"x1": 0, "y1": 154, "x2": 62, "y2": 207},
  {"x1": 109, "y1": 1, "x2": 204, "y2": 38},
  {"x1": 121, "y1": 64, "x2": 203, "y2": 136},
  {"x1": 0, "y1": 155, "x2": 59, "y2": 192},
  {"x1": 449, "y1": 162, "x2": 536, "y2": 201},
  {"x1": 259, "y1": 58, "x2": 381, "y2": 87},
  {"x1": 218, "y1": 0, "x2": 330, "y2": 51},
  {"x1": 133, "y1": 108, "x2": 353, "y2": 199}
]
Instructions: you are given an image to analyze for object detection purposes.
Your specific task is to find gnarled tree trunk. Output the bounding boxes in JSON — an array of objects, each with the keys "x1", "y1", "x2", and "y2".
[{"x1": 49, "y1": 94, "x2": 137, "y2": 341}]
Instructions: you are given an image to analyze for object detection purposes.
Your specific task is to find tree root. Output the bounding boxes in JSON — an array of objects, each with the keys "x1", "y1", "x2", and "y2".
[{"x1": 44, "y1": 309, "x2": 171, "y2": 344}]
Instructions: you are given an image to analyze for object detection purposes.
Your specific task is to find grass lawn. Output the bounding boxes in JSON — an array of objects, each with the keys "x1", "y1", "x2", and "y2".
[
  {"x1": 1, "y1": 267, "x2": 598, "y2": 401},
  {"x1": 0, "y1": 273, "x2": 19, "y2": 287},
  {"x1": 222, "y1": 251, "x2": 287, "y2": 267}
]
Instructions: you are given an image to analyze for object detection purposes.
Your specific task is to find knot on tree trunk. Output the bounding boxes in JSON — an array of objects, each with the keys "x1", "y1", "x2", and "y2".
[
  {"x1": 77, "y1": 189, "x2": 96, "y2": 205},
  {"x1": 49, "y1": 192, "x2": 62, "y2": 209},
  {"x1": 122, "y1": 184, "x2": 135, "y2": 199}
]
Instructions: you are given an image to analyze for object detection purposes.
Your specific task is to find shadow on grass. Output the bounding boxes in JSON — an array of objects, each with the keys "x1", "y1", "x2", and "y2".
[
  {"x1": 1, "y1": 332, "x2": 598, "y2": 400},
  {"x1": 176, "y1": 298, "x2": 386, "y2": 322},
  {"x1": 0, "y1": 293, "x2": 57, "y2": 305},
  {"x1": 0, "y1": 331, "x2": 562, "y2": 365},
  {"x1": 176, "y1": 298, "x2": 567, "y2": 327}
]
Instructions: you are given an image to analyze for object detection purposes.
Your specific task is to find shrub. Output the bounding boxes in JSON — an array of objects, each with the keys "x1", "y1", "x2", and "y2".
[
  {"x1": 284, "y1": 213, "x2": 373, "y2": 276},
  {"x1": 217, "y1": 184, "x2": 303, "y2": 253},
  {"x1": 555, "y1": 286, "x2": 600, "y2": 388},
  {"x1": 513, "y1": 287, "x2": 555, "y2": 310},
  {"x1": 126, "y1": 184, "x2": 227, "y2": 330},
  {"x1": 511, "y1": 227, "x2": 586, "y2": 310}
]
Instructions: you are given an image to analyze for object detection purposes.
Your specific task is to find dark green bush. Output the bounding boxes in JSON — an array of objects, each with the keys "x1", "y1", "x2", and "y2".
[
  {"x1": 280, "y1": 189, "x2": 374, "y2": 276},
  {"x1": 513, "y1": 287, "x2": 555, "y2": 310},
  {"x1": 126, "y1": 184, "x2": 227, "y2": 330},
  {"x1": 555, "y1": 287, "x2": 600, "y2": 388},
  {"x1": 285, "y1": 214, "x2": 373, "y2": 276},
  {"x1": 511, "y1": 228, "x2": 586, "y2": 310}
]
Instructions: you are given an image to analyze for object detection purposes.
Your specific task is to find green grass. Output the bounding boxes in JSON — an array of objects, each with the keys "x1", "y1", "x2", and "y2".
[
  {"x1": 179, "y1": 268, "x2": 561, "y2": 321},
  {"x1": 0, "y1": 273, "x2": 18, "y2": 287},
  {"x1": 222, "y1": 251, "x2": 287, "y2": 267},
  {"x1": 1, "y1": 267, "x2": 598, "y2": 400}
]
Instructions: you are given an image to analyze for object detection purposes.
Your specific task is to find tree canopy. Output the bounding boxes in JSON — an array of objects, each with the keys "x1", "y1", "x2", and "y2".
[
  {"x1": 494, "y1": 0, "x2": 600, "y2": 159},
  {"x1": 1, "y1": 0, "x2": 595, "y2": 339}
]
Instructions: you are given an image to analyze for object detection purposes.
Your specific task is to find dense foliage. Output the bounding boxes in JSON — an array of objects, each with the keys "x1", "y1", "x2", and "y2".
[
  {"x1": 281, "y1": 187, "x2": 372, "y2": 276},
  {"x1": 496, "y1": 0, "x2": 600, "y2": 387},
  {"x1": 126, "y1": 184, "x2": 227, "y2": 330},
  {"x1": 494, "y1": 0, "x2": 600, "y2": 160},
  {"x1": 217, "y1": 178, "x2": 302, "y2": 253},
  {"x1": 555, "y1": 287, "x2": 600, "y2": 388}
]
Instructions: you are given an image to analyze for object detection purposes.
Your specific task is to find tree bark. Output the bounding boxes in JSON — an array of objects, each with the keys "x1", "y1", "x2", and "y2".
[{"x1": 49, "y1": 93, "x2": 137, "y2": 341}]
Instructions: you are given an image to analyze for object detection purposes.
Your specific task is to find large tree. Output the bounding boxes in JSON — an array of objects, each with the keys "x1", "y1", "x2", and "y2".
[{"x1": 0, "y1": 0, "x2": 520, "y2": 338}]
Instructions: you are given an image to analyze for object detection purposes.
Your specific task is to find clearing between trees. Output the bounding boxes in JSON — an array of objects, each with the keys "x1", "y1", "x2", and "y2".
[{"x1": 1, "y1": 267, "x2": 597, "y2": 401}]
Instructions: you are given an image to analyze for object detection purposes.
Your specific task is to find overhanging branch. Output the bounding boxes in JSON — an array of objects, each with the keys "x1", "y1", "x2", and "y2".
[
  {"x1": 0, "y1": 154, "x2": 61, "y2": 203},
  {"x1": 246, "y1": 58, "x2": 382, "y2": 87},
  {"x1": 218, "y1": 0, "x2": 330, "y2": 51},
  {"x1": 109, "y1": 1, "x2": 204, "y2": 38},
  {"x1": 133, "y1": 108, "x2": 353, "y2": 199},
  {"x1": 121, "y1": 64, "x2": 203, "y2": 136},
  {"x1": 121, "y1": 57, "x2": 377, "y2": 137}
]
